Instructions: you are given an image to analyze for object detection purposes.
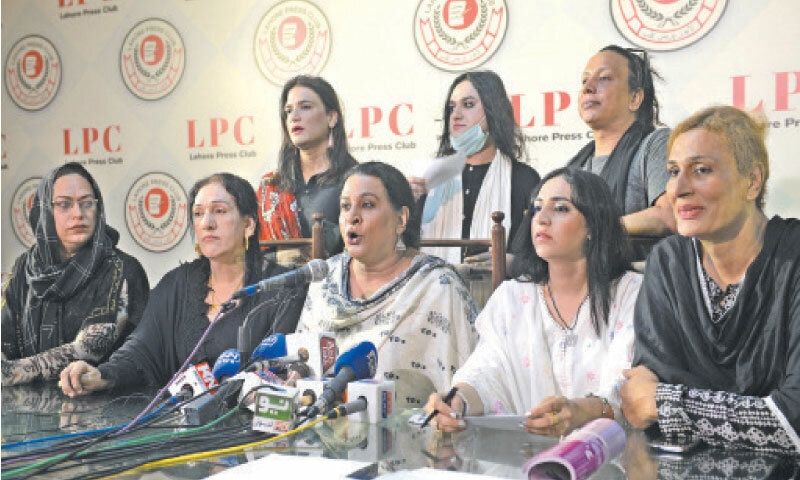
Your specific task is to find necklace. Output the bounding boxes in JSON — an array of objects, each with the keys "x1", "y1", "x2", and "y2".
[
  {"x1": 547, "y1": 282, "x2": 587, "y2": 352},
  {"x1": 208, "y1": 271, "x2": 244, "y2": 316}
]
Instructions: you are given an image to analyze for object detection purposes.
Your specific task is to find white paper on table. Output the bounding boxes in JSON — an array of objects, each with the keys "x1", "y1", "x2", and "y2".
[
  {"x1": 465, "y1": 415, "x2": 527, "y2": 431},
  {"x1": 411, "y1": 152, "x2": 466, "y2": 191},
  {"x1": 379, "y1": 468, "x2": 509, "y2": 480},
  {"x1": 204, "y1": 453, "x2": 369, "y2": 479}
]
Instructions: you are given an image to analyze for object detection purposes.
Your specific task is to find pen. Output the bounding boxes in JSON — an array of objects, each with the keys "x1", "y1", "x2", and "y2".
[{"x1": 420, "y1": 386, "x2": 458, "y2": 429}]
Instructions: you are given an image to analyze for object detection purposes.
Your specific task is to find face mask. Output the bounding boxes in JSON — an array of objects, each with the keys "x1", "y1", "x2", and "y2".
[{"x1": 450, "y1": 121, "x2": 488, "y2": 157}]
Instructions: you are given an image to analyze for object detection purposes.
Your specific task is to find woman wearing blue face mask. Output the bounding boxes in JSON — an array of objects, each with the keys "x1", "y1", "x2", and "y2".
[{"x1": 411, "y1": 71, "x2": 540, "y2": 266}]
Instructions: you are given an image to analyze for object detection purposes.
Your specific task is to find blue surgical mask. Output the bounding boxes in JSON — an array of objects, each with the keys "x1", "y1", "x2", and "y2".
[{"x1": 450, "y1": 122, "x2": 489, "y2": 157}]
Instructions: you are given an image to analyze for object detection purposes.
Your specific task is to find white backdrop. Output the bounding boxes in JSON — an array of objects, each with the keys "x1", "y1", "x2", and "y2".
[{"x1": 3, "y1": 0, "x2": 799, "y2": 284}]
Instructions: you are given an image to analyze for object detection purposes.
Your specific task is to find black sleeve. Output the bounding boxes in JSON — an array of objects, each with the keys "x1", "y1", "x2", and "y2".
[
  {"x1": 509, "y1": 161, "x2": 540, "y2": 249},
  {"x1": 1, "y1": 255, "x2": 28, "y2": 360},
  {"x1": 98, "y1": 269, "x2": 177, "y2": 389}
]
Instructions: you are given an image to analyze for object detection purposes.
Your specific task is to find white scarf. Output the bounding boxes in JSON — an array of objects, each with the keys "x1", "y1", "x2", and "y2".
[
  {"x1": 420, "y1": 150, "x2": 512, "y2": 264},
  {"x1": 295, "y1": 252, "x2": 478, "y2": 409}
]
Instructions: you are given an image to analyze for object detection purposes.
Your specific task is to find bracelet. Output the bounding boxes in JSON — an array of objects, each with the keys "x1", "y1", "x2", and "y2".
[
  {"x1": 586, "y1": 393, "x2": 611, "y2": 418},
  {"x1": 454, "y1": 390, "x2": 470, "y2": 417}
]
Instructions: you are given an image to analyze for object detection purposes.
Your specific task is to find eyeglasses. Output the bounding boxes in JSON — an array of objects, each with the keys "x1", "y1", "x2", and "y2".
[{"x1": 51, "y1": 198, "x2": 98, "y2": 213}]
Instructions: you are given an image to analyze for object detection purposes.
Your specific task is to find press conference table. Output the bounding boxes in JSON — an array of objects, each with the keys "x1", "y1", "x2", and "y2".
[{"x1": 2, "y1": 382, "x2": 797, "y2": 479}]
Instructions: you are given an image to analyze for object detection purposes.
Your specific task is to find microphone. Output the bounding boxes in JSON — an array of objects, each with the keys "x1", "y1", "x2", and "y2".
[
  {"x1": 327, "y1": 397, "x2": 368, "y2": 419},
  {"x1": 232, "y1": 258, "x2": 329, "y2": 299},
  {"x1": 168, "y1": 362, "x2": 218, "y2": 399},
  {"x1": 305, "y1": 341, "x2": 378, "y2": 418},
  {"x1": 248, "y1": 348, "x2": 310, "y2": 373},
  {"x1": 285, "y1": 361, "x2": 312, "y2": 387},
  {"x1": 250, "y1": 333, "x2": 288, "y2": 362},
  {"x1": 212, "y1": 348, "x2": 242, "y2": 382}
]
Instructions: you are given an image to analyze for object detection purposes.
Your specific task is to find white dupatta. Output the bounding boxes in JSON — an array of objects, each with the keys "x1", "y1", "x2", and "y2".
[{"x1": 421, "y1": 151, "x2": 512, "y2": 264}]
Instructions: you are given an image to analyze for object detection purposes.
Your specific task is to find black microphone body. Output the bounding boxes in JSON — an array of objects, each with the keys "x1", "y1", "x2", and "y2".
[
  {"x1": 328, "y1": 397, "x2": 369, "y2": 419},
  {"x1": 245, "y1": 347, "x2": 311, "y2": 373},
  {"x1": 233, "y1": 258, "x2": 328, "y2": 299},
  {"x1": 306, "y1": 366, "x2": 356, "y2": 418}
]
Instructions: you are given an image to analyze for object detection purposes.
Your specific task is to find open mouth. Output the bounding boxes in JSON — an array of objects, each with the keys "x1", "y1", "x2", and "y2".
[{"x1": 346, "y1": 231, "x2": 361, "y2": 244}]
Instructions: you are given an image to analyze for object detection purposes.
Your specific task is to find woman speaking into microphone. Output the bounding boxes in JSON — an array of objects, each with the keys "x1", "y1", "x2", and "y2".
[
  {"x1": 296, "y1": 162, "x2": 479, "y2": 410},
  {"x1": 60, "y1": 173, "x2": 307, "y2": 396}
]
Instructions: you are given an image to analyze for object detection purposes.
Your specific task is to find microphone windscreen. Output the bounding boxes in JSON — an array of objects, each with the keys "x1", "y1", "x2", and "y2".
[
  {"x1": 334, "y1": 341, "x2": 377, "y2": 380},
  {"x1": 251, "y1": 333, "x2": 288, "y2": 362},
  {"x1": 212, "y1": 349, "x2": 241, "y2": 381},
  {"x1": 307, "y1": 258, "x2": 330, "y2": 282}
]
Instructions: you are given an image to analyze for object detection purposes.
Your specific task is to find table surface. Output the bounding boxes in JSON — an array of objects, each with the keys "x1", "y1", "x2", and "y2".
[{"x1": 1, "y1": 382, "x2": 797, "y2": 479}]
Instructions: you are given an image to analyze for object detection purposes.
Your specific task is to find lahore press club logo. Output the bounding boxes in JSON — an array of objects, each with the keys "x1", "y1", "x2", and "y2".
[
  {"x1": 11, "y1": 177, "x2": 41, "y2": 248},
  {"x1": 125, "y1": 173, "x2": 188, "y2": 252},
  {"x1": 414, "y1": 0, "x2": 508, "y2": 72},
  {"x1": 120, "y1": 18, "x2": 186, "y2": 100},
  {"x1": 254, "y1": 0, "x2": 332, "y2": 87},
  {"x1": 4, "y1": 36, "x2": 61, "y2": 111},
  {"x1": 610, "y1": 0, "x2": 728, "y2": 51}
]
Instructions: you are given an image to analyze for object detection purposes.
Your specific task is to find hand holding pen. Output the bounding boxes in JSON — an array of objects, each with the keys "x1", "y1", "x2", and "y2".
[{"x1": 422, "y1": 386, "x2": 466, "y2": 432}]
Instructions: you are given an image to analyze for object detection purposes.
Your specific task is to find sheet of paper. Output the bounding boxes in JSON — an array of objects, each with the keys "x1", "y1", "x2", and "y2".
[
  {"x1": 465, "y1": 415, "x2": 527, "y2": 431},
  {"x1": 412, "y1": 152, "x2": 466, "y2": 190},
  {"x1": 205, "y1": 453, "x2": 370, "y2": 479}
]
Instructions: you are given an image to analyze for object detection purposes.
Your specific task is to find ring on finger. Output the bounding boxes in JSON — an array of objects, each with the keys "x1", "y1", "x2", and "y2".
[{"x1": 551, "y1": 411, "x2": 559, "y2": 425}]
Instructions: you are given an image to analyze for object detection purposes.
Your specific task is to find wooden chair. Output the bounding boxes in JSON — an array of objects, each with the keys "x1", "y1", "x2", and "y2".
[
  {"x1": 259, "y1": 211, "x2": 508, "y2": 300},
  {"x1": 259, "y1": 212, "x2": 326, "y2": 259},
  {"x1": 419, "y1": 211, "x2": 507, "y2": 292}
]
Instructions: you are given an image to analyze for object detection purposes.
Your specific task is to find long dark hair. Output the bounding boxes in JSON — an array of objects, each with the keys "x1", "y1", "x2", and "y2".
[
  {"x1": 271, "y1": 75, "x2": 357, "y2": 191},
  {"x1": 188, "y1": 173, "x2": 261, "y2": 267},
  {"x1": 343, "y1": 161, "x2": 421, "y2": 249},
  {"x1": 436, "y1": 70, "x2": 527, "y2": 162},
  {"x1": 510, "y1": 167, "x2": 632, "y2": 335},
  {"x1": 599, "y1": 45, "x2": 663, "y2": 128}
]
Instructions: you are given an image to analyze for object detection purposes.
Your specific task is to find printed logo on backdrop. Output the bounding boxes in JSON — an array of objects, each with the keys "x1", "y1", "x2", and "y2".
[
  {"x1": 125, "y1": 173, "x2": 188, "y2": 252},
  {"x1": 120, "y1": 18, "x2": 186, "y2": 100},
  {"x1": 11, "y1": 178, "x2": 41, "y2": 248},
  {"x1": 414, "y1": 0, "x2": 508, "y2": 72},
  {"x1": 254, "y1": 0, "x2": 332, "y2": 86},
  {"x1": 4, "y1": 36, "x2": 61, "y2": 111},
  {"x1": 610, "y1": 0, "x2": 728, "y2": 51}
]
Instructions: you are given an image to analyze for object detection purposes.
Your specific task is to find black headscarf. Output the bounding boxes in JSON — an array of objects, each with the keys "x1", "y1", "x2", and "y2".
[{"x1": 20, "y1": 162, "x2": 119, "y2": 355}]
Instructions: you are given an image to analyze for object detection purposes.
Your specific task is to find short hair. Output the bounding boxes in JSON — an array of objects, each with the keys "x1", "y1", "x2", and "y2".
[
  {"x1": 188, "y1": 173, "x2": 261, "y2": 264},
  {"x1": 343, "y1": 161, "x2": 420, "y2": 249},
  {"x1": 436, "y1": 70, "x2": 527, "y2": 162},
  {"x1": 273, "y1": 75, "x2": 357, "y2": 191},
  {"x1": 510, "y1": 167, "x2": 632, "y2": 335},
  {"x1": 599, "y1": 45, "x2": 663, "y2": 127},
  {"x1": 668, "y1": 105, "x2": 770, "y2": 210}
]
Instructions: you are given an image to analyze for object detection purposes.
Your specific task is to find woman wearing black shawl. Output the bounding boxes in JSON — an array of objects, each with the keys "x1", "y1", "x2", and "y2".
[
  {"x1": 1, "y1": 162, "x2": 149, "y2": 386},
  {"x1": 60, "y1": 173, "x2": 306, "y2": 395},
  {"x1": 620, "y1": 106, "x2": 800, "y2": 456},
  {"x1": 568, "y1": 45, "x2": 675, "y2": 242}
]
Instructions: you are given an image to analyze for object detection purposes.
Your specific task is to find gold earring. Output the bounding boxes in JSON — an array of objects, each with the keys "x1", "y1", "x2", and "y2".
[
  {"x1": 194, "y1": 243, "x2": 202, "y2": 256},
  {"x1": 245, "y1": 236, "x2": 249, "y2": 251}
]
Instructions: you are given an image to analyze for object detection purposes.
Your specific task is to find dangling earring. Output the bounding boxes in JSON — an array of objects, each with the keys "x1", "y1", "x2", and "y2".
[
  {"x1": 244, "y1": 236, "x2": 249, "y2": 251},
  {"x1": 395, "y1": 235, "x2": 406, "y2": 253},
  {"x1": 194, "y1": 243, "x2": 203, "y2": 256},
  {"x1": 327, "y1": 126, "x2": 334, "y2": 149}
]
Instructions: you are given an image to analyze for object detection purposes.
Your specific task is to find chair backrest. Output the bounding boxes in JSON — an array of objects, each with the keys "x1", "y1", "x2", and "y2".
[
  {"x1": 259, "y1": 212, "x2": 326, "y2": 259},
  {"x1": 419, "y1": 211, "x2": 506, "y2": 292},
  {"x1": 260, "y1": 211, "x2": 507, "y2": 294}
]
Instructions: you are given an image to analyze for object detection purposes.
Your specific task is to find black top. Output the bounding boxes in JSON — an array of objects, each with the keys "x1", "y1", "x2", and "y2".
[
  {"x1": 460, "y1": 160, "x2": 540, "y2": 257},
  {"x1": 633, "y1": 216, "x2": 800, "y2": 432},
  {"x1": 294, "y1": 172, "x2": 346, "y2": 255},
  {"x1": 98, "y1": 257, "x2": 306, "y2": 389}
]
